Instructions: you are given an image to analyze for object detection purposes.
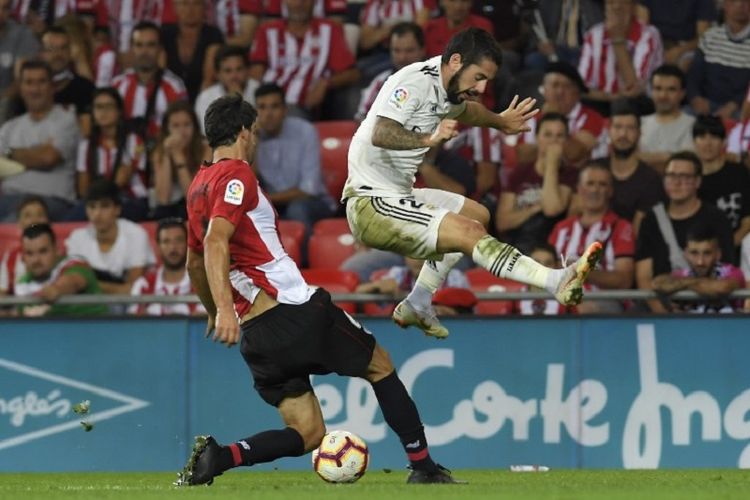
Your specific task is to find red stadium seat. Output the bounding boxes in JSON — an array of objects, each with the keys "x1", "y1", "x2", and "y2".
[
  {"x1": 278, "y1": 220, "x2": 305, "y2": 266},
  {"x1": 0, "y1": 224, "x2": 20, "y2": 254},
  {"x1": 314, "y1": 120, "x2": 358, "y2": 201},
  {"x1": 312, "y1": 217, "x2": 351, "y2": 236},
  {"x1": 465, "y1": 268, "x2": 524, "y2": 316},
  {"x1": 301, "y1": 268, "x2": 359, "y2": 313},
  {"x1": 307, "y1": 232, "x2": 357, "y2": 269}
]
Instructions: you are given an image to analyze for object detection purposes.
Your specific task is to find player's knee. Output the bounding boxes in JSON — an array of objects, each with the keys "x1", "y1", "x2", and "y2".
[
  {"x1": 462, "y1": 200, "x2": 491, "y2": 229},
  {"x1": 458, "y1": 217, "x2": 487, "y2": 244},
  {"x1": 366, "y1": 344, "x2": 394, "y2": 383}
]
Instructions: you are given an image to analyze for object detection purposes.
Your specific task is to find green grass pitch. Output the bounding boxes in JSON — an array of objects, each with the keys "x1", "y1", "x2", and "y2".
[{"x1": 1, "y1": 470, "x2": 748, "y2": 500}]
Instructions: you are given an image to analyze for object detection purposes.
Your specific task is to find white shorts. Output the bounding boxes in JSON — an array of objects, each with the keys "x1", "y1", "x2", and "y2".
[{"x1": 345, "y1": 188, "x2": 466, "y2": 260}]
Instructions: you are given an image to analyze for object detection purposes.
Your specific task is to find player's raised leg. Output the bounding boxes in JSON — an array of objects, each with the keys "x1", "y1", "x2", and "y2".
[
  {"x1": 436, "y1": 212, "x2": 602, "y2": 306},
  {"x1": 395, "y1": 195, "x2": 490, "y2": 339}
]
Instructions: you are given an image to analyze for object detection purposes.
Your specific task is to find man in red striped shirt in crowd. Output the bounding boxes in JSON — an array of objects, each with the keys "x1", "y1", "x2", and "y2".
[
  {"x1": 549, "y1": 160, "x2": 635, "y2": 313},
  {"x1": 578, "y1": 0, "x2": 663, "y2": 114},
  {"x1": 111, "y1": 21, "x2": 187, "y2": 142},
  {"x1": 423, "y1": 0, "x2": 493, "y2": 57},
  {"x1": 249, "y1": 0, "x2": 359, "y2": 117},
  {"x1": 129, "y1": 217, "x2": 204, "y2": 316}
]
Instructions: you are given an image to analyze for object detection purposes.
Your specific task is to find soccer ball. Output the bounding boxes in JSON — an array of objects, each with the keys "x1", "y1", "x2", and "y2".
[{"x1": 312, "y1": 430, "x2": 369, "y2": 483}]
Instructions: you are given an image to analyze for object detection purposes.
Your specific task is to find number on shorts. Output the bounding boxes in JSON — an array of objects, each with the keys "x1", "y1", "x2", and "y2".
[{"x1": 399, "y1": 198, "x2": 424, "y2": 209}]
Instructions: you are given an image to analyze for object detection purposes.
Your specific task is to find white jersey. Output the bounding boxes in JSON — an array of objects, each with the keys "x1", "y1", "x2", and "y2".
[{"x1": 344, "y1": 56, "x2": 466, "y2": 199}]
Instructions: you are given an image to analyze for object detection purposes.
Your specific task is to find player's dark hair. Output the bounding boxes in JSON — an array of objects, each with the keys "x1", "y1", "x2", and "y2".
[
  {"x1": 610, "y1": 99, "x2": 640, "y2": 128},
  {"x1": 214, "y1": 44, "x2": 248, "y2": 72},
  {"x1": 692, "y1": 114, "x2": 726, "y2": 139},
  {"x1": 86, "y1": 178, "x2": 122, "y2": 205},
  {"x1": 650, "y1": 64, "x2": 686, "y2": 89},
  {"x1": 254, "y1": 82, "x2": 285, "y2": 102},
  {"x1": 22, "y1": 223, "x2": 56, "y2": 245},
  {"x1": 391, "y1": 22, "x2": 424, "y2": 47},
  {"x1": 204, "y1": 93, "x2": 258, "y2": 149},
  {"x1": 19, "y1": 59, "x2": 53, "y2": 81},
  {"x1": 41, "y1": 25, "x2": 69, "y2": 40},
  {"x1": 157, "y1": 217, "x2": 187, "y2": 241},
  {"x1": 667, "y1": 150, "x2": 702, "y2": 176},
  {"x1": 441, "y1": 27, "x2": 502, "y2": 68},
  {"x1": 16, "y1": 195, "x2": 50, "y2": 219},
  {"x1": 536, "y1": 112, "x2": 568, "y2": 135},
  {"x1": 686, "y1": 221, "x2": 718, "y2": 245},
  {"x1": 131, "y1": 21, "x2": 161, "y2": 44}
]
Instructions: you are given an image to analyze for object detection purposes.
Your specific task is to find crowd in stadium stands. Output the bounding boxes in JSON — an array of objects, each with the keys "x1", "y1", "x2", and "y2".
[{"x1": 0, "y1": 0, "x2": 749, "y2": 316}]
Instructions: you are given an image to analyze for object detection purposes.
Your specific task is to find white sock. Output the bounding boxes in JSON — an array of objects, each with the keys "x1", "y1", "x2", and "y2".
[
  {"x1": 471, "y1": 235, "x2": 564, "y2": 292},
  {"x1": 406, "y1": 252, "x2": 464, "y2": 310}
]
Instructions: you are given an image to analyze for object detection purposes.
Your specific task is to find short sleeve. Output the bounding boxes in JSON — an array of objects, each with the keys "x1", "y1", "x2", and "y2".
[
  {"x1": 376, "y1": 77, "x2": 428, "y2": 126},
  {"x1": 210, "y1": 165, "x2": 259, "y2": 227}
]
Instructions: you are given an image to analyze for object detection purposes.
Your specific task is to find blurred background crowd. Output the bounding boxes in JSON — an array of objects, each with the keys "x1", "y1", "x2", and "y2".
[{"x1": 0, "y1": 0, "x2": 749, "y2": 317}]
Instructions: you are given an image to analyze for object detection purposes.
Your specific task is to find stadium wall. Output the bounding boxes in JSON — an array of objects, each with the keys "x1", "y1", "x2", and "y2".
[{"x1": 2, "y1": 317, "x2": 750, "y2": 472}]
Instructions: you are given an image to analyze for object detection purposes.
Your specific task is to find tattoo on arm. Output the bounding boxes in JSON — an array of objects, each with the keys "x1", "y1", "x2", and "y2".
[{"x1": 371, "y1": 117, "x2": 429, "y2": 150}]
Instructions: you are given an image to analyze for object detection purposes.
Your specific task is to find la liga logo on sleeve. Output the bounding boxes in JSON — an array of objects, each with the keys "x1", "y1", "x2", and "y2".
[
  {"x1": 389, "y1": 87, "x2": 409, "y2": 109},
  {"x1": 224, "y1": 179, "x2": 244, "y2": 205}
]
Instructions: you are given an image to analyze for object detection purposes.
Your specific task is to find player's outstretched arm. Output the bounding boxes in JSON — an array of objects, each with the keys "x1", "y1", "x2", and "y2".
[
  {"x1": 204, "y1": 217, "x2": 241, "y2": 347},
  {"x1": 372, "y1": 116, "x2": 458, "y2": 150},
  {"x1": 457, "y1": 95, "x2": 539, "y2": 135}
]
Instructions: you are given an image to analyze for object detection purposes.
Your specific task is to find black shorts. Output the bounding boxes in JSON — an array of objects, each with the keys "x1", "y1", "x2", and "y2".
[{"x1": 239, "y1": 288, "x2": 376, "y2": 407}]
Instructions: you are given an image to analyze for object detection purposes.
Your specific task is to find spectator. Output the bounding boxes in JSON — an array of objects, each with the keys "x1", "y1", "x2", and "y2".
[
  {"x1": 0, "y1": 195, "x2": 49, "y2": 295},
  {"x1": 578, "y1": 0, "x2": 663, "y2": 115},
  {"x1": 424, "y1": 0, "x2": 494, "y2": 57},
  {"x1": 687, "y1": 0, "x2": 750, "y2": 119},
  {"x1": 71, "y1": 87, "x2": 149, "y2": 222},
  {"x1": 357, "y1": 0, "x2": 433, "y2": 79},
  {"x1": 0, "y1": 60, "x2": 79, "y2": 222},
  {"x1": 38, "y1": 26, "x2": 95, "y2": 135},
  {"x1": 355, "y1": 21, "x2": 426, "y2": 122},
  {"x1": 54, "y1": 14, "x2": 98, "y2": 84},
  {"x1": 129, "y1": 217, "x2": 204, "y2": 315},
  {"x1": 518, "y1": 61, "x2": 607, "y2": 164},
  {"x1": 151, "y1": 101, "x2": 211, "y2": 219},
  {"x1": 162, "y1": 0, "x2": 225, "y2": 103},
  {"x1": 497, "y1": 113, "x2": 578, "y2": 251},
  {"x1": 549, "y1": 161, "x2": 635, "y2": 313},
  {"x1": 249, "y1": 0, "x2": 359, "y2": 117},
  {"x1": 635, "y1": 151, "x2": 734, "y2": 312},
  {"x1": 515, "y1": 242, "x2": 573, "y2": 315},
  {"x1": 638, "y1": 0, "x2": 716, "y2": 72},
  {"x1": 603, "y1": 103, "x2": 665, "y2": 236},
  {"x1": 195, "y1": 45, "x2": 259, "y2": 134},
  {"x1": 416, "y1": 145, "x2": 477, "y2": 197},
  {"x1": 254, "y1": 83, "x2": 336, "y2": 238},
  {"x1": 15, "y1": 223, "x2": 107, "y2": 317},
  {"x1": 112, "y1": 21, "x2": 188, "y2": 147},
  {"x1": 652, "y1": 223, "x2": 745, "y2": 313},
  {"x1": 102, "y1": 0, "x2": 173, "y2": 58},
  {"x1": 211, "y1": 0, "x2": 263, "y2": 48},
  {"x1": 639, "y1": 65, "x2": 696, "y2": 173},
  {"x1": 65, "y1": 179, "x2": 156, "y2": 295},
  {"x1": 693, "y1": 115, "x2": 750, "y2": 246},
  {"x1": 441, "y1": 125, "x2": 502, "y2": 203},
  {"x1": 264, "y1": 0, "x2": 347, "y2": 19},
  {"x1": 524, "y1": 0, "x2": 604, "y2": 71},
  {"x1": 0, "y1": 0, "x2": 40, "y2": 122}
]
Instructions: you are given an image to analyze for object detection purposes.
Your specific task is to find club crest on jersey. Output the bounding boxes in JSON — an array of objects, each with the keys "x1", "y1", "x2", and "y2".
[
  {"x1": 224, "y1": 179, "x2": 244, "y2": 205},
  {"x1": 389, "y1": 87, "x2": 409, "y2": 109}
]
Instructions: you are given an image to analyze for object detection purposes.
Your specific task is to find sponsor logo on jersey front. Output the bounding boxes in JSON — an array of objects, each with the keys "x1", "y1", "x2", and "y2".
[{"x1": 224, "y1": 179, "x2": 244, "y2": 205}]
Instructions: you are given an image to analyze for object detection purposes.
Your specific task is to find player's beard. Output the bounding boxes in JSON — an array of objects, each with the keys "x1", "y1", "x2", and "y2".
[
  {"x1": 446, "y1": 66, "x2": 479, "y2": 105},
  {"x1": 612, "y1": 143, "x2": 637, "y2": 159}
]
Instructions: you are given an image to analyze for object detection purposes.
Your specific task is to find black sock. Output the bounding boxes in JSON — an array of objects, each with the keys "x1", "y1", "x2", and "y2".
[
  {"x1": 218, "y1": 427, "x2": 305, "y2": 472},
  {"x1": 371, "y1": 371, "x2": 437, "y2": 472}
]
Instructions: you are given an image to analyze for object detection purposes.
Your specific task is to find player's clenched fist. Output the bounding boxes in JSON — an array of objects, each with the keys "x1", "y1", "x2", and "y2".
[
  {"x1": 213, "y1": 308, "x2": 240, "y2": 347},
  {"x1": 426, "y1": 119, "x2": 459, "y2": 147}
]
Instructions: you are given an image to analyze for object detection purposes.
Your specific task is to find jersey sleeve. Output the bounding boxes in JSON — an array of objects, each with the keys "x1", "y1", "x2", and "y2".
[
  {"x1": 375, "y1": 74, "x2": 428, "y2": 126},
  {"x1": 210, "y1": 164, "x2": 259, "y2": 227}
]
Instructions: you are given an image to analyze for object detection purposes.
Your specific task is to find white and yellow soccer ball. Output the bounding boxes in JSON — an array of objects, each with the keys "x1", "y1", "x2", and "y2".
[{"x1": 312, "y1": 430, "x2": 369, "y2": 483}]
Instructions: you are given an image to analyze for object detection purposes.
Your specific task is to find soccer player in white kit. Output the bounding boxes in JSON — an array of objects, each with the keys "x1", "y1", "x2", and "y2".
[{"x1": 344, "y1": 28, "x2": 603, "y2": 338}]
